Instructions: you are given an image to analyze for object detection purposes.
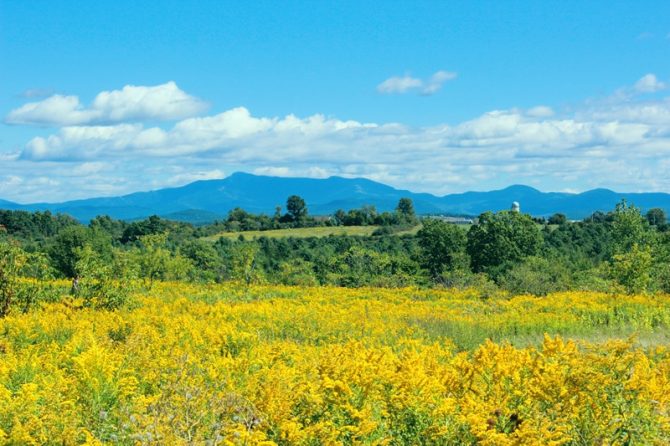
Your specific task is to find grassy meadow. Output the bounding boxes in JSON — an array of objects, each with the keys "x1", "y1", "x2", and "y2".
[
  {"x1": 1, "y1": 282, "x2": 669, "y2": 444},
  {"x1": 202, "y1": 225, "x2": 422, "y2": 242}
]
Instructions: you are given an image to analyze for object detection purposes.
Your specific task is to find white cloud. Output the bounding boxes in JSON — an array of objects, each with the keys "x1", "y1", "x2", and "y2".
[
  {"x1": 633, "y1": 74, "x2": 667, "y2": 93},
  {"x1": 5, "y1": 74, "x2": 670, "y2": 202},
  {"x1": 377, "y1": 71, "x2": 457, "y2": 95},
  {"x1": 377, "y1": 75, "x2": 423, "y2": 94},
  {"x1": 6, "y1": 95, "x2": 95, "y2": 126},
  {"x1": 22, "y1": 124, "x2": 144, "y2": 160},
  {"x1": 6, "y1": 81, "x2": 208, "y2": 126},
  {"x1": 253, "y1": 166, "x2": 330, "y2": 178},
  {"x1": 19, "y1": 88, "x2": 55, "y2": 99},
  {"x1": 526, "y1": 106, "x2": 554, "y2": 118},
  {"x1": 15, "y1": 96, "x2": 670, "y2": 196},
  {"x1": 421, "y1": 71, "x2": 458, "y2": 95},
  {"x1": 164, "y1": 169, "x2": 226, "y2": 186}
]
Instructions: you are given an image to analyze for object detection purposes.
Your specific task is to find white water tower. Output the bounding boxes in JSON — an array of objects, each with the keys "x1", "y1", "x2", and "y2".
[{"x1": 511, "y1": 201, "x2": 520, "y2": 213}]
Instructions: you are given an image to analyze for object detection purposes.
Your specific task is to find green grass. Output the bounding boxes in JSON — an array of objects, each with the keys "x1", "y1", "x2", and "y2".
[{"x1": 202, "y1": 225, "x2": 421, "y2": 241}]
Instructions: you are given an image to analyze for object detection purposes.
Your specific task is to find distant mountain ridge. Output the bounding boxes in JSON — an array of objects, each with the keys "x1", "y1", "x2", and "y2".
[{"x1": 1, "y1": 172, "x2": 669, "y2": 223}]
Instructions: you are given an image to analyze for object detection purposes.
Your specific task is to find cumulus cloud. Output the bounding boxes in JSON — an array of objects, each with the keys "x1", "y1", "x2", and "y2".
[
  {"x1": 634, "y1": 74, "x2": 667, "y2": 93},
  {"x1": 15, "y1": 96, "x2": 670, "y2": 194},
  {"x1": 4, "y1": 74, "x2": 670, "y2": 202},
  {"x1": 526, "y1": 106, "x2": 554, "y2": 118},
  {"x1": 377, "y1": 71, "x2": 457, "y2": 95},
  {"x1": 6, "y1": 81, "x2": 208, "y2": 126}
]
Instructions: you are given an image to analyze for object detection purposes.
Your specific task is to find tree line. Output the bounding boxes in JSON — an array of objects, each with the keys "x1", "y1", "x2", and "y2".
[{"x1": 1, "y1": 197, "x2": 669, "y2": 315}]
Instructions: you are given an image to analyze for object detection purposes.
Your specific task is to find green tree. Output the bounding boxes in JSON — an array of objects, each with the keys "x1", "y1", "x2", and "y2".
[
  {"x1": 610, "y1": 243, "x2": 653, "y2": 294},
  {"x1": 395, "y1": 198, "x2": 416, "y2": 224},
  {"x1": 229, "y1": 242, "x2": 264, "y2": 286},
  {"x1": 548, "y1": 213, "x2": 568, "y2": 225},
  {"x1": 286, "y1": 195, "x2": 308, "y2": 224},
  {"x1": 333, "y1": 209, "x2": 346, "y2": 226},
  {"x1": 133, "y1": 233, "x2": 194, "y2": 286},
  {"x1": 646, "y1": 208, "x2": 667, "y2": 226},
  {"x1": 467, "y1": 211, "x2": 543, "y2": 277},
  {"x1": 49, "y1": 226, "x2": 112, "y2": 278},
  {"x1": 135, "y1": 233, "x2": 172, "y2": 287},
  {"x1": 89, "y1": 215, "x2": 126, "y2": 242},
  {"x1": 612, "y1": 200, "x2": 648, "y2": 254},
  {"x1": 181, "y1": 240, "x2": 224, "y2": 282},
  {"x1": 417, "y1": 219, "x2": 467, "y2": 279},
  {"x1": 74, "y1": 244, "x2": 132, "y2": 309}
]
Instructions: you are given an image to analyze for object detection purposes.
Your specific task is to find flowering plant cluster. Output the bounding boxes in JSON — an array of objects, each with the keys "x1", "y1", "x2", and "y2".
[{"x1": 0, "y1": 283, "x2": 669, "y2": 444}]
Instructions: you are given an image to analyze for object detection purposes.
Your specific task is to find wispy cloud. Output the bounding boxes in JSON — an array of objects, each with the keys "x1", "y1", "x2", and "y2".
[
  {"x1": 377, "y1": 70, "x2": 457, "y2": 95},
  {"x1": 18, "y1": 88, "x2": 55, "y2": 99},
  {"x1": 376, "y1": 75, "x2": 423, "y2": 94},
  {"x1": 6, "y1": 81, "x2": 208, "y2": 126}
]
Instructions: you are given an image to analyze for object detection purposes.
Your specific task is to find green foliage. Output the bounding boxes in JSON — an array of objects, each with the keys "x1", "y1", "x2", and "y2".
[
  {"x1": 328, "y1": 246, "x2": 417, "y2": 287},
  {"x1": 499, "y1": 256, "x2": 573, "y2": 296},
  {"x1": 548, "y1": 213, "x2": 568, "y2": 225},
  {"x1": 610, "y1": 243, "x2": 653, "y2": 294},
  {"x1": 611, "y1": 200, "x2": 649, "y2": 253},
  {"x1": 572, "y1": 266, "x2": 620, "y2": 293},
  {"x1": 651, "y1": 232, "x2": 670, "y2": 293},
  {"x1": 0, "y1": 209, "x2": 78, "y2": 241},
  {"x1": 417, "y1": 219, "x2": 467, "y2": 278},
  {"x1": 49, "y1": 226, "x2": 113, "y2": 278},
  {"x1": 277, "y1": 259, "x2": 319, "y2": 286},
  {"x1": 181, "y1": 240, "x2": 224, "y2": 282},
  {"x1": 0, "y1": 241, "x2": 27, "y2": 316},
  {"x1": 646, "y1": 207, "x2": 667, "y2": 226},
  {"x1": 335, "y1": 205, "x2": 380, "y2": 226},
  {"x1": 4, "y1": 199, "x2": 670, "y2": 295},
  {"x1": 438, "y1": 268, "x2": 501, "y2": 298},
  {"x1": 228, "y1": 242, "x2": 264, "y2": 286},
  {"x1": 134, "y1": 233, "x2": 194, "y2": 287},
  {"x1": 467, "y1": 211, "x2": 543, "y2": 277},
  {"x1": 0, "y1": 241, "x2": 57, "y2": 316},
  {"x1": 74, "y1": 244, "x2": 133, "y2": 309},
  {"x1": 286, "y1": 195, "x2": 308, "y2": 224},
  {"x1": 396, "y1": 198, "x2": 417, "y2": 224},
  {"x1": 543, "y1": 220, "x2": 614, "y2": 265}
]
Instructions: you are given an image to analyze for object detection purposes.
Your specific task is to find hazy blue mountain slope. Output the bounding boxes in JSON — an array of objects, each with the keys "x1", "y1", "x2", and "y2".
[{"x1": 2, "y1": 172, "x2": 669, "y2": 223}]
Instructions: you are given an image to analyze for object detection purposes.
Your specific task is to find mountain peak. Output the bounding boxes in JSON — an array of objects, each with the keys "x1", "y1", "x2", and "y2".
[{"x1": 501, "y1": 184, "x2": 541, "y2": 193}]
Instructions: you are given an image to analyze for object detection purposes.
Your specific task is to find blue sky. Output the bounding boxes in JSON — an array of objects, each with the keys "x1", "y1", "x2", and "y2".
[{"x1": 1, "y1": 1, "x2": 670, "y2": 202}]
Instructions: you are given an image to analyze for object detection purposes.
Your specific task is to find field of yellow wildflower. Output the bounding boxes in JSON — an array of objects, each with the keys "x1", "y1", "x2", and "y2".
[{"x1": 1, "y1": 283, "x2": 670, "y2": 445}]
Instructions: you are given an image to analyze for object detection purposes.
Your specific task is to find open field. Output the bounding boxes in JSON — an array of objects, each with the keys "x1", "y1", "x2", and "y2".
[
  {"x1": 202, "y1": 225, "x2": 422, "y2": 241},
  {"x1": 1, "y1": 282, "x2": 669, "y2": 444}
]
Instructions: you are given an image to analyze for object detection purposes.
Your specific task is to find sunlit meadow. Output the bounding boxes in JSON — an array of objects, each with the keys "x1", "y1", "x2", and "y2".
[{"x1": 1, "y1": 282, "x2": 669, "y2": 445}]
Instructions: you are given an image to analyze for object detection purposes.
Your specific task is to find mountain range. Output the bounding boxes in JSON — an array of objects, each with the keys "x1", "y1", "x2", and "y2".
[{"x1": 1, "y1": 172, "x2": 669, "y2": 223}]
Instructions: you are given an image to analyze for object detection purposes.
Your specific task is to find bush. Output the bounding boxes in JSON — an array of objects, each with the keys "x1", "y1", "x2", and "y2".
[
  {"x1": 499, "y1": 256, "x2": 573, "y2": 296},
  {"x1": 276, "y1": 259, "x2": 319, "y2": 286},
  {"x1": 74, "y1": 245, "x2": 133, "y2": 310},
  {"x1": 610, "y1": 243, "x2": 653, "y2": 294},
  {"x1": 438, "y1": 269, "x2": 501, "y2": 299},
  {"x1": 0, "y1": 242, "x2": 57, "y2": 315},
  {"x1": 0, "y1": 241, "x2": 27, "y2": 316}
]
